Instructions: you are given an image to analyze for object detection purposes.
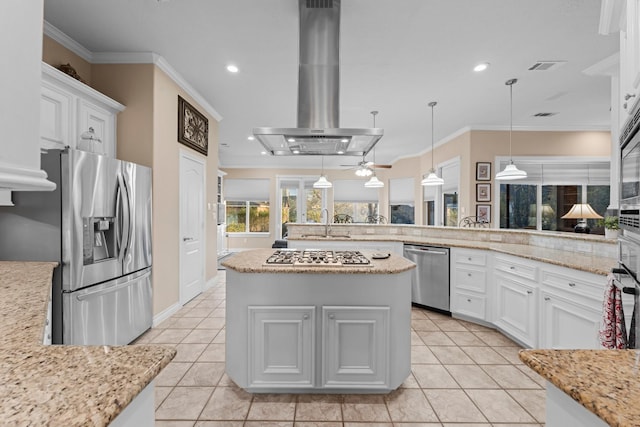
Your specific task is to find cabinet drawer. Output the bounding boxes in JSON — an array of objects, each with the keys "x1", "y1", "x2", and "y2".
[
  {"x1": 454, "y1": 250, "x2": 487, "y2": 267},
  {"x1": 454, "y1": 267, "x2": 486, "y2": 293},
  {"x1": 541, "y1": 268, "x2": 605, "y2": 301},
  {"x1": 494, "y1": 255, "x2": 539, "y2": 282},
  {"x1": 453, "y1": 291, "x2": 486, "y2": 320}
]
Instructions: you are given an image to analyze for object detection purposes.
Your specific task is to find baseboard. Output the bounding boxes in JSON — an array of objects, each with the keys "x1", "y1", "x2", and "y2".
[{"x1": 152, "y1": 301, "x2": 181, "y2": 327}]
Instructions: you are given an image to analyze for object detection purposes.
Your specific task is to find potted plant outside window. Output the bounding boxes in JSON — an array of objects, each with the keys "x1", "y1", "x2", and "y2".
[{"x1": 602, "y1": 216, "x2": 619, "y2": 239}]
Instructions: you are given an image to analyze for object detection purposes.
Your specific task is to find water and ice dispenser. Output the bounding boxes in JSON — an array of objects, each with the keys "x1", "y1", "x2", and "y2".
[{"x1": 83, "y1": 217, "x2": 117, "y2": 264}]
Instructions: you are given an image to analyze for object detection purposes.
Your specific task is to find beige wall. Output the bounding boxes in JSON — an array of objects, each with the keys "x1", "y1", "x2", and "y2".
[
  {"x1": 43, "y1": 35, "x2": 92, "y2": 85},
  {"x1": 43, "y1": 37, "x2": 219, "y2": 317}
]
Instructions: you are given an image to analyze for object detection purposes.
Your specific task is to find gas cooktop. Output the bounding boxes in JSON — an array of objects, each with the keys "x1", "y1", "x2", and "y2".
[{"x1": 265, "y1": 249, "x2": 372, "y2": 267}]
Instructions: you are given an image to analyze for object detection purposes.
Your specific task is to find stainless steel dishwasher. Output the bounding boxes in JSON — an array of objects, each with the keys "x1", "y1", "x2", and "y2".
[{"x1": 403, "y1": 244, "x2": 450, "y2": 313}]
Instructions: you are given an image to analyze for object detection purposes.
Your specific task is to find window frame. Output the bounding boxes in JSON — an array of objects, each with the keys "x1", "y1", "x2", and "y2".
[{"x1": 226, "y1": 200, "x2": 271, "y2": 235}]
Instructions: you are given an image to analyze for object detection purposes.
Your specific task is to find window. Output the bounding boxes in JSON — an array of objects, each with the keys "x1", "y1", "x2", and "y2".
[
  {"x1": 333, "y1": 179, "x2": 379, "y2": 222},
  {"x1": 498, "y1": 159, "x2": 610, "y2": 234},
  {"x1": 390, "y1": 178, "x2": 415, "y2": 224},
  {"x1": 278, "y1": 178, "x2": 326, "y2": 238},
  {"x1": 225, "y1": 179, "x2": 270, "y2": 234}
]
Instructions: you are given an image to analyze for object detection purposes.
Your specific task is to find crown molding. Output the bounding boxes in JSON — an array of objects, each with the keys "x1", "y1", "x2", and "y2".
[{"x1": 43, "y1": 20, "x2": 93, "y2": 62}]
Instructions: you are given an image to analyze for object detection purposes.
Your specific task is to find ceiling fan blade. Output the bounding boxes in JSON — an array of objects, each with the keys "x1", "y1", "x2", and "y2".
[{"x1": 372, "y1": 164, "x2": 392, "y2": 169}]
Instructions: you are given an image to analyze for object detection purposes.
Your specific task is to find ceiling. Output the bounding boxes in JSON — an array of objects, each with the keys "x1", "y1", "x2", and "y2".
[{"x1": 43, "y1": 0, "x2": 618, "y2": 170}]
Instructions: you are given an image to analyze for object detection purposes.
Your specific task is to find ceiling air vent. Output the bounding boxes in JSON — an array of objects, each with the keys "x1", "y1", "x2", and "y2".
[
  {"x1": 307, "y1": 0, "x2": 334, "y2": 8},
  {"x1": 528, "y1": 61, "x2": 566, "y2": 71},
  {"x1": 533, "y1": 112, "x2": 558, "y2": 117}
]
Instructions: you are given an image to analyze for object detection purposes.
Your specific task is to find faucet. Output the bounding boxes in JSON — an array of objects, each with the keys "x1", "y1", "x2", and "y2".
[{"x1": 322, "y1": 208, "x2": 332, "y2": 237}]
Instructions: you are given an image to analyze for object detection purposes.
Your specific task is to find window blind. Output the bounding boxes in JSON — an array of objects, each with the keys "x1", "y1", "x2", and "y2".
[
  {"x1": 333, "y1": 179, "x2": 379, "y2": 202},
  {"x1": 224, "y1": 178, "x2": 270, "y2": 201},
  {"x1": 390, "y1": 178, "x2": 415, "y2": 204}
]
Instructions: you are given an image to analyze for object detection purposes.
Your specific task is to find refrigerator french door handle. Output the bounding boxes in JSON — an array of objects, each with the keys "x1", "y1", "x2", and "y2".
[
  {"x1": 117, "y1": 173, "x2": 131, "y2": 261},
  {"x1": 75, "y1": 271, "x2": 151, "y2": 301}
]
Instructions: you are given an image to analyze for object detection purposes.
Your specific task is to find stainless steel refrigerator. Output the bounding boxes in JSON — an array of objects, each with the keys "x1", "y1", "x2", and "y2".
[{"x1": 0, "y1": 148, "x2": 152, "y2": 345}]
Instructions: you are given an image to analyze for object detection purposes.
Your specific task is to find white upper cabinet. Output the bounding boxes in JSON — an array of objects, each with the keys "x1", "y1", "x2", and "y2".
[{"x1": 41, "y1": 63, "x2": 125, "y2": 157}]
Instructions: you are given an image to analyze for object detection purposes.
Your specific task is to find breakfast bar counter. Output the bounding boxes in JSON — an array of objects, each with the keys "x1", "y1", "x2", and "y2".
[
  {"x1": 222, "y1": 249, "x2": 415, "y2": 393},
  {"x1": 0, "y1": 261, "x2": 176, "y2": 426}
]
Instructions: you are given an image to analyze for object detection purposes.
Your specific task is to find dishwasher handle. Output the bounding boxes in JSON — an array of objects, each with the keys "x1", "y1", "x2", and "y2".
[{"x1": 404, "y1": 247, "x2": 448, "y2": 256}]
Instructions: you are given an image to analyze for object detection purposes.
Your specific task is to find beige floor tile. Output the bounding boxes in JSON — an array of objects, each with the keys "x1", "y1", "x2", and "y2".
[
  {"x1": 412, "y1": 364, "x2": 459, "y2": 389},
  {"x1": 432, "y1": 318, "x2": 469, "y2": 331},
  {"x1": 193, "y1": 422, "x2": 243, "y2": 427},
  {"x1": 197, "y1": 343, "x2": 226, "y2": 362},
  {"x1": 184, "y1": 307, "x2": 215, "y2": 318},
  {"x1": 152, "y1": 328, "x2": 192, "y2": 344},
  {"x1": 210, "y1": 308, "x2": 226, "y2": 317},
  {"x1": 411, "y1": 330, "x2": 425, "y2": 345},
  {"x1": 384, "y1": 388, "x2": 438, "y2": 422},
  {"x1": 212, "y1": 328, "x2": 226, "y2": 343},
  {"x1": 170, "y1": 317, "x2": 206, "y2": 329},
  {"x1": 394, "y1": 424, "x2": 442, "y2": 427},
  {"x1": 424, "y1": 311, "x2": 451, "y2": 321},
  {"x1": 155, "y1": 386, "x2": 173, "y2": 409},
  {"x1": 342, "y1": 395, "x2": 391, "y2": 422},
  {"x1": 444, "y1": 365, "x2": 499, "y2": 389},
  {"x1": 456, "y1": 319, "x2": 495, "y2": 332},
  {"x1": 181, "y1": 328, "x2": 218, "y2": 344},
  {"x1": 196, "y1": 317, "x2": 226, "y2": 329},
  {"x1": 293, "y1": 422, "x2": 342, "y2": 427},
  {"x1": 244, "y1": 422, "x2": 293, "y2": 427},
  {"x1": 507, "y1": 389, "x2": 546, "y2": 423},
  {"x1": 134, "y1": 328, "x2": 163, "y2": 344},
  {"x1": 445, "y1": 331, "x2": 486, "y2": 346},
  {"x1": 155, "y1": 422, "x2": 196, "y2": 427},
  {"x1": 429, "y1": 346, "x2": 475, "y2": 364},
  {"x1": 423, "y1": 389, "x2": 487, "y2": 423},
  {"x1": 411, "y1": 309, "x2": 428, "y2": 319},
  {"x1": 465, "y1": 389, "x2": 535, "y2": 423},
  {"x1": 480, "y1": 365, "x2": 542, "y2": 389},
  {"x1": 473, "y1": 331, "x2": 518, "y2": 346},
  {"x1": 459, "y1": 346, "x2": 509, "y2": 364},
  {"x1": 178, "y1": 362, "x2": 226, "y2": 387},
  {"x1": 343, "y1": 423, "x2": 392, "y2": 427},
  {"x1": 155, "y1": 362, "x2": 192, "y2": 387},
  {"x1": 399, "y1": 372, "x2": 420, "y2": 388},
  {"x1": 247, "y1": 401, "x2": 296, "y2": 420},
  {"x1": 517, "y1": 364, "x2": 547, "y2": 387},
  {"x1": 199, "y1": 386, "x2": 252, "y2": 420},
  {"x1": 416, "y1": 331, "x2": 455, "y2": 346},
  {"x1": 492, "y1": 346, "x2": 525, "y2": 364},
  {"x1": 411, "y1": 345, "x2": 440, "y2": 364},
  {"x1": 441, "y1": 424, "x2": 490, "y2": 427},
  {"x1": 296, "y1": 394, "x2": 342, "y2": 421},
  {"x1": 155, "y1": 386, "x2": 214, "y2": 420},
  {"x1": 411, "y1": 319, "x2": 439, "y2": 331},
  {"x1": 173, "y1": 343, "x2": 208, "y2": 362},
  {"x1": 216, "y1": 373, "x2": 236, "y2": 387}
]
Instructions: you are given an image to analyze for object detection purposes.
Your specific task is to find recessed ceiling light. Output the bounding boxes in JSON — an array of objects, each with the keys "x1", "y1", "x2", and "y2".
[
  {"x1": 337, "y1": 150, "x2": 345, "y2": 154},
  {"x1": 287, "y1": 138, "x2": 296, "y2": 143},
  {"x1": 340, "y1": 138, "x2": 349, "y2": 143},
  {"x1": 226, "y1": 64, "x2": 239, "y2": 73},
  {"x1": 247, "y1": 136, "x2": 255, "y2": 141},
  {"x1": 473, "y1": 62, "x2": 490, "y2": 72},
  {"x1": 292, "y1": 149, "x2": 300, "y2": 154},
  {"x1": 260, "y1": 151, "x2": 267, "y2": 155}
]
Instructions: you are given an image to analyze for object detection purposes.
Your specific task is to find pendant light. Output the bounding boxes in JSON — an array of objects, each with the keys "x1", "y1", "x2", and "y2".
[
  {"x1": 421, "y1": 101, "x2": 444, "y2": 186},
  {"x1": 313, "y1": 156, "x2": 332, "y2": 188},
  {"x1": 495, "y1": 78, "x2": 527, "y2": 180},
  {"x1": 365, "y1": 111, "x2": 385, "y2": 188}
]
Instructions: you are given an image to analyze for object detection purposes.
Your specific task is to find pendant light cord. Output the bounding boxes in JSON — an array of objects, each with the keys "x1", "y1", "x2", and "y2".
[
  {"x1": 506, "y1": 78, "x2": 517, "y2": 163},
  {"x1": 428, "y1": 102, "x2": 437, "y2": 171}
]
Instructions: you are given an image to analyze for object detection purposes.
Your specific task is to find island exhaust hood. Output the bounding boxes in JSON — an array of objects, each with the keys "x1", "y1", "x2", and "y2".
[{"x1": 253, "y1": 0, "x2": 383, "y2": 156}]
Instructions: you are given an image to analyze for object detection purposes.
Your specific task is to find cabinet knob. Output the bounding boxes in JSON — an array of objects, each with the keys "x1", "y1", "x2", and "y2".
[
  {"x1": 544, "y1": 297, "x2": 551, "y2": 301},
  {"x1": 625, "y1": 93, "x2": 636, "y2": 101},
  {"x1": 328, "y1": 314, "x2": 335, "y2": 319},
  {"x1": 526, "y1": 290, "x2": 533, "y2": 295},
  {"x1": 303, "y1": 314, "x2": 309, "y2": 320},
  {"x1": 467, "y1": 273, "x2": 472, "y2": 277},
  {"x1": 568, "y1": 282, "x2": 576, "y2": 287},
  {"x1": 510, "y1": 266, "x2": 516, "y2": 270},
  {"x1": 467, "y1": 298, "x2": 472, "y2": 302},
  {"x1": 468, "y1": 257, "x2": 472, "y2": 261}
]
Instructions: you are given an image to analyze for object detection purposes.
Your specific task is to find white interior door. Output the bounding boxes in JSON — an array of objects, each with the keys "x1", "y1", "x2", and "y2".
[{"x1": 179, "y1": 151, "x2": 205, "y2": 304}]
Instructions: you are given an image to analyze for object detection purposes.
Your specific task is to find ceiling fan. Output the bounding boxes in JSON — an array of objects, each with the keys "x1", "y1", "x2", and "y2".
[{"x1": 340, "y1": 155, "x2": 392, "y2": 177}]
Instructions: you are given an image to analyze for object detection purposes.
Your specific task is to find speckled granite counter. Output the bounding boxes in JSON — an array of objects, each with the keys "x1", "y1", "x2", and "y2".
[
  {"x1": 288, "y1": 234, "x2": 617, "y2": 276},
  {"x1": 221, "y1": 248, "x2": 416, "y2": 274},
  {"x1": 0, "y1": 261, "x2": 176, "y2": 426},
  {"x1": 520, "y1": 349, "x2": 640, "y2": 427}
]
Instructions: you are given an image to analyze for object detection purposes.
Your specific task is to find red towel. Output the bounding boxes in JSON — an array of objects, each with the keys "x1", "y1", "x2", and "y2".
[{"x1": 599, "y1": 274, "x2": 627, "y2": 349}]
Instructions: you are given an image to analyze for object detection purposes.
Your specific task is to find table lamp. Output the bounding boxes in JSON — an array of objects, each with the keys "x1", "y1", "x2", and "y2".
[{"x1": 561, "y1": 203, "x2": 602, "y2": 233}]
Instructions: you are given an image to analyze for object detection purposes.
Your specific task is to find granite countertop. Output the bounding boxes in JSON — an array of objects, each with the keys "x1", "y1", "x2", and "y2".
[
  {"x1": 0, "y1": 261, "x2": 176, "y2": 426},
  {"x1": 519, "y1": 349, "x2": 640, "y2": 427},
  {"x1": 221, "y1": 249, "x2": 416, "y2": 274},
  {"x1": 288, "y1": 234, "x2": 617, "y2": 276}
]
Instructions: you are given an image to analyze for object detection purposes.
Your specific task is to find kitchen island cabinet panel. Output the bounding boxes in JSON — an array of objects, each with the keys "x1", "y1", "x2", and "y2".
[{"x1": 494, "y1": 272, "x2": 537, "y2": 347}]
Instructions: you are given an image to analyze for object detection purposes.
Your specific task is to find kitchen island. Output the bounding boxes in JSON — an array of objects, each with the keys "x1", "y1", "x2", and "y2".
[
  {"x1": 222, "y1": 248, "x2": 415, "y2": 393},
  {"x1": 0, "y1": 261, "x2": 175, "y2": 426}
]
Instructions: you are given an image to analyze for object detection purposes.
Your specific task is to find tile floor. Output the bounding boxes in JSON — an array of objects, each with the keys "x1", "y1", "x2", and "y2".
[{"x1": 135, "y1": 271, "x2": 546, "y2": 426}]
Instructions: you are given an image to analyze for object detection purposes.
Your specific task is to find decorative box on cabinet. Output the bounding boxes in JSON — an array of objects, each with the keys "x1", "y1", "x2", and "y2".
[
  {"x1": 450, "y1": 248, "x2": 489, "y2": 322},
  {"x1": 493, "y1": 254, "x2": 539, "y2": 347},
  {"x1": 41, "y1": 62, "x2": 125, "y2": 157},
  {"x1": 248, "y1": 306, "x2": 315, "y2": 388},
  {"x1": 322, "y1": 306, "x2": 389, "y2": 389}
]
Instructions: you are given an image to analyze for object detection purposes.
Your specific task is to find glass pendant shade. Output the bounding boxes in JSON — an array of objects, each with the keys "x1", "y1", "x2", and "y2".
[
  {"x1": 364, "y1": 175, "x2": 384, "y2": 188},
  {"x1": 495, "y1": 162, "x2": 527, "y2": 180},
  {"x1": 421, "y1": 170, "x2": 445, "y2": 186},
  {"x1": 313, "y1": 175, "x2": 332, "y2": 188}
]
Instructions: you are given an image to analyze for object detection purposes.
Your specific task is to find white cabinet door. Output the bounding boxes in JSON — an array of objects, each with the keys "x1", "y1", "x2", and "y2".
[
  {"x1": 494, "y1": 273, "x2": 537, "y2": 347},
  {"x1": 40, "y1": 82, "x2": 72, "y2": 150},
  {"x1": 539, "y1": 290, "x2": 601, "y2": 349},
  {"x1": 248, "y1": 306, "x2": 315, "y2": 388},
  {"x1": 322, "y1": 306, "x2": 389, "y2": 389},
  {"x1": 77, "y1": 99, "x2": 115, "y2": 157}
]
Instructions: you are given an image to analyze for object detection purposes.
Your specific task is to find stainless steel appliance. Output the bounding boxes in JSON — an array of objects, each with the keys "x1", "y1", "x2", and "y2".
[
  {"x1": 616, "y1": 235, "x2": 640, "y2": 349},
  {"x1": 403, "y1": 244, "x2": 450, "y2": 313},
  {"x1": 0, "y1": 148, "x2": 152, "y2": 345},
  {"x1": 265, "y1": 249, "x2": 371, "y2": 267},
  {"x1": 620, "y1": 109, "x2": 640, "y2": 232}
]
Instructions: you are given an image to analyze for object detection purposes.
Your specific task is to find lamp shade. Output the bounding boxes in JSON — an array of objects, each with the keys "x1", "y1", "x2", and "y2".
[
  {"x1": 561, "y1": 203, "x2": 603, "y2": 219},
  {"x1": 421, "y1": 171, "x2": 445, "y2": 186},
  {"x1": 495, "y1": 163, "x2": 527, "y2": 180},
  {"x1": 313, "y1": 175, "x2": 332, "y2": 188},
  {"x1": 364, "y1": 175, "x2": 384, "y2": 188}
]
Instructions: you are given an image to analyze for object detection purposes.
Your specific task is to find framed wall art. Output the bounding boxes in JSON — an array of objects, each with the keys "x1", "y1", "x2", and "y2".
[
  {"x1": 476, "y1": 162, "x2": 491, "y2": 181},
  {"x1": 178, "y1": 95, "x2": 209, "y2": 156},
  {"x1": 476, "y1": 183, "x2": 491, "y2": 202},
  {"x1": 476, "y1": 204, "x2": 491, "y2": 223}
]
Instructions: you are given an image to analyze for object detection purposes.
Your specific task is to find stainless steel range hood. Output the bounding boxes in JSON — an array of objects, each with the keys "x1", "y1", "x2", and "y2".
[{"x1": 253, "y1": 0, "x2": 383, "y2": 156}]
